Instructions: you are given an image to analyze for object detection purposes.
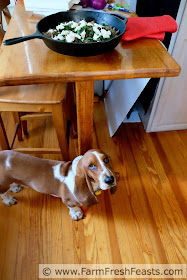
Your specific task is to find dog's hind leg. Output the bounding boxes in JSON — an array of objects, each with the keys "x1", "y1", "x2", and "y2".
[
  {"x1": 9, "y1": 182, "x2": 24, "y2": 193},
  {"x1": 0, "y1": 191, "x2": 17, "y2": 206}
]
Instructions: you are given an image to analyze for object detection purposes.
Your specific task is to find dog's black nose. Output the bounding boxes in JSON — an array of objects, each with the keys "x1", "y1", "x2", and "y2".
[{"x1": 104, "y1": 176, "x2": 114, "y2": 185}]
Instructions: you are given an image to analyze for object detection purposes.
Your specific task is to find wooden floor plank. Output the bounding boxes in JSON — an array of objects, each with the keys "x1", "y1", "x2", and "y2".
[
  {"x1": 178, "y1": 129, "x2": 187, "y2": 163},
  {"x1": 126, "y1": 124, "x2": 186, "y2": 264},
  {"x1": 158, "y1": 131, "x2": 187, "y2": 201},
  {"x1": 15, "y1": 188, "x2": 32, "y2": 280},
  {"x1": 116, "y1": 124, "x2": 167, "y2": 264},
  {"x1": 0, "y1": 206, "x2": 19, "y2": 280},
  {"x1": 94, "y1": 103, "x2": 146, "y2": 264},
  {"x1": 150, "y1": 132, "x2": 187, "y2": 219},
  {"x1": 142, "y1": 128, "x2": 187, "y2": 248},
  {"x1": 174, "y1": 131, "x2": 187, "y2": 164},
  {"x1": 90, "y1": 198, "x2": 114, "y2": 264},
  {"x1": 128, "y1": 125, "x2": 177, "y2": 264}
]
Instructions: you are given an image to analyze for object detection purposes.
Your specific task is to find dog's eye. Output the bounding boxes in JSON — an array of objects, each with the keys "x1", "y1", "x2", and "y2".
[
  {"x1": 88, "y1": 164, "x2": 96, "y2": 170},
  {"x1": 104, "y1": 157, "x2": 109, "y2": 164}
]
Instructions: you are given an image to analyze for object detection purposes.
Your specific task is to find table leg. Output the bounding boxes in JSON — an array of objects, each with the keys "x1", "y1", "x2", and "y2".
[
  {"x1": 75, "y1": 81, "x2": 94, "y2": 155},
  {"x1": 52, "y1": 104, "x2": 69, "y2": 161}
]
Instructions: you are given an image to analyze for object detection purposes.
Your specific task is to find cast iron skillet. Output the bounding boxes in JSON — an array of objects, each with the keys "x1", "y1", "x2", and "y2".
[{"x1": 3, "y1": 10, "x2": 127, "y2": 56}]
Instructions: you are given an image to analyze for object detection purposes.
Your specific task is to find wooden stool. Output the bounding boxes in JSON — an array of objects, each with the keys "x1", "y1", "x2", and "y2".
[{"x1": 0, "y1": 83, "x2": 69, "y2": 160}]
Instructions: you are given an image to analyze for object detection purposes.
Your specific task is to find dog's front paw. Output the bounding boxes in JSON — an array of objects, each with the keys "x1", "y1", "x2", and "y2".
[
  {"x1": 69, "y1": 206, "x2": 84, "y2": 221},
  {"x1": 1, "y1": 194, "x2": 17, "y2": 206},
  {"x1": 9, "y1": 183, "x2": 23, "y2": 193}
]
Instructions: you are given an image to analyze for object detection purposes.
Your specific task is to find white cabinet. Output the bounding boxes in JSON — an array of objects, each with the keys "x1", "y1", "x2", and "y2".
[{"x1": 141, "y1": 0, "x2": 187, "y2": 132}]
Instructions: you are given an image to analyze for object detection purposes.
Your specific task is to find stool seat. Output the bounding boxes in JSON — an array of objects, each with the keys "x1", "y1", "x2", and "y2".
[{"x1": 0, "y1": 83, "x2": 66, "y2": 104}]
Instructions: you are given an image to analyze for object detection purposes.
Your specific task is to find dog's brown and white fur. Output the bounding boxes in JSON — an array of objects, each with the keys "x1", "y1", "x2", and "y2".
[{"x1": 0, "y1": 149, "x2": 117, "y2": 220}]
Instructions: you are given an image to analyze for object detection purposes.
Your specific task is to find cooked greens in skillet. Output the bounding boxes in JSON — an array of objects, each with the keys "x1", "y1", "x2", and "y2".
[{"x1": 43, "y1": 19, "x2": 119, "y2": 43}]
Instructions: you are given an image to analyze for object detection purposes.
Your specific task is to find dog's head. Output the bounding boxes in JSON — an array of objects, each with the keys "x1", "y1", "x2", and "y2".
[{"x1": 74, "y1": 149, "x2": 117, "y2": 207}]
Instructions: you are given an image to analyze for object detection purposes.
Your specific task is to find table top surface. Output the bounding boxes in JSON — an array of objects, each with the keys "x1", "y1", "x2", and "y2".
[{"x1": 0, "y1": 0, "x2": 181, "y2": 86}]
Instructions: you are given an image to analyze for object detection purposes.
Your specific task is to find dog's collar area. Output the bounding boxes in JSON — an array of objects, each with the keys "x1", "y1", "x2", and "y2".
[
  {"x1": 94, "y1": 189, "x2": 102, "y2": 196},
  {"x1": 90, "y1": 177, "x2": 101, "y2": 195}
]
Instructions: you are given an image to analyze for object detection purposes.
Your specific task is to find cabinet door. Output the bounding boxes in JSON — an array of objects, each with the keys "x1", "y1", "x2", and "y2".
[{"x1": 150, "y1": 2, "x2": 187, "y2": 132}]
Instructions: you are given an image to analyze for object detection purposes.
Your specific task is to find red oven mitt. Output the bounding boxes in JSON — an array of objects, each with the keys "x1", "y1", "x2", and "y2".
[{"x1": 122, "y1": 15, "x2": 177, "y2": 41}]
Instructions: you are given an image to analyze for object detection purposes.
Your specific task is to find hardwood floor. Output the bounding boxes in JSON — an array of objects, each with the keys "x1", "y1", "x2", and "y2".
[{"x1": 0, "y1": 101, "x2": 187, "y2": 280}]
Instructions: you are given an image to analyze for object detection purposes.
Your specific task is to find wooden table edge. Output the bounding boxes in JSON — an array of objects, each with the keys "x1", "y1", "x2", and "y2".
[{"x1": 0, "y1": 68, "x2": 181, "y2": 87}]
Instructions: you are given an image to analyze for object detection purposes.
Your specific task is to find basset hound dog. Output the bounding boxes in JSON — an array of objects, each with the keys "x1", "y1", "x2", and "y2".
[{"x1": 0, "y1": 149, "x2": 117, "y2": 220}]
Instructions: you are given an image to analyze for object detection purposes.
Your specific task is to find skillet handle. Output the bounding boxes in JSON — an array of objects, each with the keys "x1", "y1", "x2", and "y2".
[
  {"x1": 110, "y1": 13, "x2": 128, "y2": 24},
  {"x1": 3, "y1": 31, "x2": 43, "y2": 46}
]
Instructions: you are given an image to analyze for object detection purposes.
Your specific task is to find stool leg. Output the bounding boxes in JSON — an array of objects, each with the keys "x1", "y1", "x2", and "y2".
[
  {"x1": 19, "y1": 112, "x2": 29, "y2": 136},
  {"x1": 52, "y1": 104, "x2": 69, "y2": 161},
  {"x1": 12, "y1": 112, "x2": 23, "y2": 141},
  {"x1": 22, "y1": 120, "x2": 28, "y2": 136},
  {"x1": 0, "y1": 114, "x2": 10, "y2": 150}
]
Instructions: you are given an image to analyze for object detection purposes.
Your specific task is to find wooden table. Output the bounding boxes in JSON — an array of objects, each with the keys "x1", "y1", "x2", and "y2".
[{"x1": 0, "y1": 1, "x2": 181, "y2": 155}]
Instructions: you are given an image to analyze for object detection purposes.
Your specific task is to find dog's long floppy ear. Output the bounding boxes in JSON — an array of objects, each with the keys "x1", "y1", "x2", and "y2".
[
  {"x1": 74, "y1": 163, "x2": 98, "y2": 207},
  {"x1": 110, "y1": 185, "x2": 117, "y2": 194},
  {"x1": 110, "y1": 171, "x2": 119, "y2": 194}
]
